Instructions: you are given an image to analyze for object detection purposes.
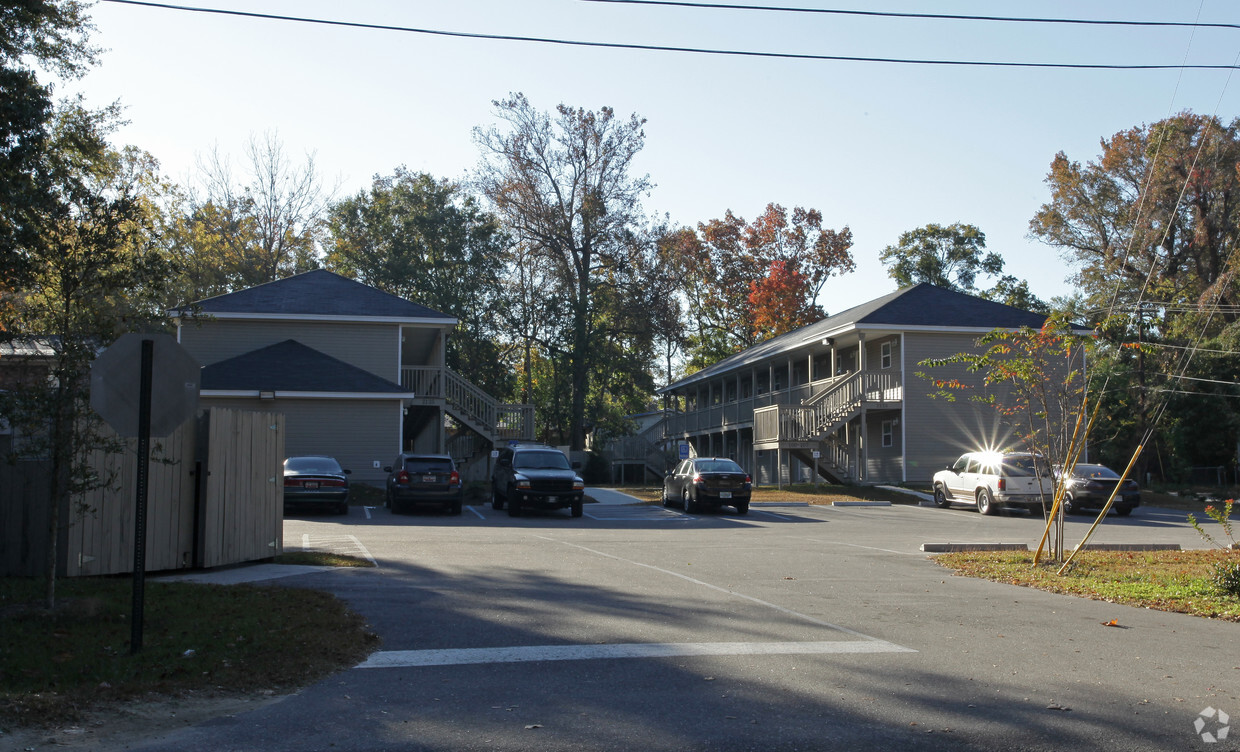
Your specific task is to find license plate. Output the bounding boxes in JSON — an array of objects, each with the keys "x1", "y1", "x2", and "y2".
[
  {"x1": 422, "y1": 476, "x2": 437, "y2": 483},
  {"x1": 546, "y1": 496, "x2": 557, "y2": 504},
  {"x1": 304, "y1": 481, "x2": 320, "y2": 490},
  {"x1": 719, "y1": 491, "x2": 732, "y2": 499}
]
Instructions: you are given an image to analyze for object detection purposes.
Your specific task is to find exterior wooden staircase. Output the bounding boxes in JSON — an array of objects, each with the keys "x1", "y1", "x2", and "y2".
[{"x1": 401, "y1": 366, "x2": 535, "y2": 444}]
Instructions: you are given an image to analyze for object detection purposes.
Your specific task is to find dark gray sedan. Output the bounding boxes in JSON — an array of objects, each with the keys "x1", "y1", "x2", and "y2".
[
  {"x1": 662, "y1": 457, "x2": 752, "y2": 514},
  {"x1": 283, "y1": 456, "x2": 351, "y2": 515},
  {"x1": 1058, "y1": 463, "x2": 1140, "y2": 516}
]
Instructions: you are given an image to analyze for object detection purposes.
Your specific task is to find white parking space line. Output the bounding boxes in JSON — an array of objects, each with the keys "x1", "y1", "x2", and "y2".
[
  {"x1": 297, "y1": 533, "x2": 377, "y2": 565},
  {"x1": 357, "y1": 640, "x2": 915, "y2": 669},
  {"x1": 465, "y1": 505, "x2": 485, "y2": 520},
  {"x1": 363, "y1": 506, "x2": 375, "y2": 520},
  {"x1": 584, "y1": 505, "x2": 693, "y2": 522},
  {"x1": 348, "y1": 534, "x2": 377, "y2": 565},
  {"x1": 541, "y1": 537, "x2": 913, "y2": 646}
]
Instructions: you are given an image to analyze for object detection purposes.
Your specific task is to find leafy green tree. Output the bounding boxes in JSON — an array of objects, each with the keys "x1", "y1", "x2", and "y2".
[
  {"x1": 0, "y1": 0, "x2": 97, "y2": 287},
  {"x1": 325, "y1": 168, "x2": 513, "y2": 396},
  {"x1": 473, "y1": 93, "x2": 654, "y2": 450},
  {"x1": 879, "y1": 222, "x2": 1046, "y2": 312},
  {"x1": 676, "y1": 203, "x2": 854, "y2": 370},
  {"x1": 880, "y1": 223, "x2": 998, "y2": 291},
  {"x1": 1030, "y1": 112, "x2": 1240, "y2": 477},
  {"x1": 1, "y1": 102, "x2": 175, "y2": 607}
]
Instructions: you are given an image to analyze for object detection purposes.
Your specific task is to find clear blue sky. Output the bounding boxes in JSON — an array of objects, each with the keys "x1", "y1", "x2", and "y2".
[{"x1": 68, "y1": 0, "x2": 1240, "y2": 313}]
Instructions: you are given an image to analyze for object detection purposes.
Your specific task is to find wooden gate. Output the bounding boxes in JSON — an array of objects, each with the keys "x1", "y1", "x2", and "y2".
[{"x1": 200, "y1": 408, "x2": 284, "y2": 568}]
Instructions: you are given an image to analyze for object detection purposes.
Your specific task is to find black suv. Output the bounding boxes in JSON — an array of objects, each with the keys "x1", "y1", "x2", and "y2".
[
  {"x1": 384, "y1": 453, "x2": 463, "y2": 515},
  {"x1": 491, "y1": 444, "x2": 585, "y2": 518}
]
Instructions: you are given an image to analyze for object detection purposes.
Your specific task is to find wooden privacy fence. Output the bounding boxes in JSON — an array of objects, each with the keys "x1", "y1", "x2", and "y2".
[
  {"x1": 0, "y1": 435, "x2": 52, "y2": 577},
  {"x1": 1, "y1": 407, "x2": 284, "y2": 578}
]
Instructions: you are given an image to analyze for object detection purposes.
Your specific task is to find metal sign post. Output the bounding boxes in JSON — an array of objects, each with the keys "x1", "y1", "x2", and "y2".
[
  {"x1": 130, "y1": 340, "x2": 153, "y2": 654},
  {"x1": 90, "y1": 333, "x2": 200, "y2": 655}
]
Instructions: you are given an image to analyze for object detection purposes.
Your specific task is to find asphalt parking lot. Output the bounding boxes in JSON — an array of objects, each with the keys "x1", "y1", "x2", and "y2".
[{"x1": 142, "y1": 492, "x2": 1237, "y2": 751}]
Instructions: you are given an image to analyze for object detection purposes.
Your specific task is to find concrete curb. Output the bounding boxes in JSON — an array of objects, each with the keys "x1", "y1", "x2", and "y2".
[
  {"x1": 831, "y1": 501, "x2": 892, "y2": 507},
  {"x1": 921, "y1": 543, "x2": 1029, "y2": 553},
  {"x1": 752, "y1": 501, "x2": 810, "y2": 507},
  {"x1": 1073, "y1": 543, "x2": 1182, "y2": 552}
]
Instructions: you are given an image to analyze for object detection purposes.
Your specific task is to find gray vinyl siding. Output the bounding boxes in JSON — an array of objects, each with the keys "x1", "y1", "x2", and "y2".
[
  {"x1": 180, "y1": 320, "x2": 402, "y2": 381},
  {"x1": 865, "y1": 408, "x2": 903, "y2": 482},
  {"x1": 901, "y1": 331, "x2": 1011, "y2": 483},
  {"x1": 866, "y1": 335, "x2": 901, "y2": 373},
  {"x1": 201, "y1": 396, "x2": 401, "y2": 486}
]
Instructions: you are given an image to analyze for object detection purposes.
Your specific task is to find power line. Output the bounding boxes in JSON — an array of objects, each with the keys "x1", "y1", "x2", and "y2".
[
  {"x1": 1159, "y1": 373, "x2": 1240, "y2": 387},
  {"x1": 583, "y1": 0, "x2": 1240, "y2": 31},
  {"x1": 1146, "y1": 342, "x2": 1239, "y2": 356},
  {"x1": 99, "y1": 0, "x2": 1240, "y2": 70}
]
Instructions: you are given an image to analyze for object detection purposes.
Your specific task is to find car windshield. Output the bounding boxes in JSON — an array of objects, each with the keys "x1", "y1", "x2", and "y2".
[
  {"x1": 696, "y1": 459, "x2": 744, "y2": 473},
  {"x1": 406, "y1": 458, "x2": 452, "y2": 473},
  {"x1": 513, "y1": 450, "x2": 571, "y2": 470},
  {"x1": 285, "y1": 457, "x2": 341, "y2": 474},
  {"x1": 1071, "y1": 464, "x2": 1120, "y2": 480},
  {"x1": 1001, "y1": 456, "x2": 1045, "y2": 477}
]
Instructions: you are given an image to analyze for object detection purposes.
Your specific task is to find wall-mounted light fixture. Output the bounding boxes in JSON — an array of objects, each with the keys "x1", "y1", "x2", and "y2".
[{"x1": 821, "y1": 338, "x2": 834, "y2": 346}]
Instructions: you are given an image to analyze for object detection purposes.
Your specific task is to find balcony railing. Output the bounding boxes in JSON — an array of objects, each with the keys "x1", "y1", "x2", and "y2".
[
  {"x1": 401, "y1": 366, "x2": 534, "y2": 441},
  {"x1": 664, "y1": 370, "x2": 902, "y2": 445}
]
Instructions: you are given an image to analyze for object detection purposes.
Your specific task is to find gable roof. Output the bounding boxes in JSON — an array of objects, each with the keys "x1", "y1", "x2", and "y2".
[
  {"x1": 201, "y1": 340, "x2": 412, "y2": 396},
  {"x1": 176, "y1": 269, "x2": 456, "y2": 324},
  {"x1": 662, "y1": 283, "x2": 1057, "y2": 392}
]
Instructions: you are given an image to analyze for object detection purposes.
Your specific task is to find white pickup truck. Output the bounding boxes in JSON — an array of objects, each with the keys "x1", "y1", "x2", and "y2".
[{"x1": 932, "y1": 451, "x2": 1052, "y2": 515}]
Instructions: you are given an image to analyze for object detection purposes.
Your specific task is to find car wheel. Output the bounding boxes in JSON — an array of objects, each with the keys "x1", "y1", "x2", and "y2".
[
  {"x1": 1115, "y1": 505, "x2": 1133, "y2": 517},
  {"x1": 1062, "y1": 494, "x2": 1080, "y2": 515},
  {"x1": 491, "y1": 486, "x2": 504, "y2": 511},
  {"x1": 507, "y1": 489, "x2": 522, "y2": 517},
  {"x1": 662, "y1": 486, "x2": 674, "y2": 507},
  {"x1": 682, "y1": 487, "x2": 695, "y2": 514},
  {"x1": 384, "y1": 490, "x2": 391, "y2": 509},
  {"x1": 450, "y1": 501, "x2": 463, "y2": 516},
  {"x1": 336, "y1": 501, "x2": 349, "y2": 515},
  {"x1": 933, "y1": 484, "x2": 951, "y2": 509},
  {"x1": 735, "y1": 501, "x2": 749, "y2": 515},
  {"x1": 976, "y1": 488, "x2": 996, "y2": 515},
  {"x1": 571, "y1": 500, "x2": 583, "y2": 518}
]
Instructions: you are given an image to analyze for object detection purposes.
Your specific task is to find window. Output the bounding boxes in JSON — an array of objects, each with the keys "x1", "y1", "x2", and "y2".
[
  {"x1": 881, "y1": 420, "x2": 894, "y2": 448},
  {"x1": 880, "y1": 341, "x2": 893, "y2": 370}
]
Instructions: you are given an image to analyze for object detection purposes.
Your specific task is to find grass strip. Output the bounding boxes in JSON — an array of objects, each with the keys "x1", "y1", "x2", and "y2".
[{"x1": 935, "y1": 549, "x2": 1240, "y2": 621}]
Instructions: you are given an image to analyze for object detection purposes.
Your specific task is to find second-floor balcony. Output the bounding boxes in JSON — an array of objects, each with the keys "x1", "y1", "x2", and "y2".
[{"x1": 664, "y1": 370, "x2": 902, "y2": 440}]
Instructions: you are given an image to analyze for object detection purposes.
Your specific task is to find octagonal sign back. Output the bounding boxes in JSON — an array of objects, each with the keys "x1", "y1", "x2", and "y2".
[{"x1": 90, "y1": 333, "x2": 201, "y2": 438}]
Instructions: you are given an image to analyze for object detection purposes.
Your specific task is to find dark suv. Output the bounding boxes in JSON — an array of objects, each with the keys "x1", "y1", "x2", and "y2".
[
  {"x1": 384, "y1": 453, "x2": 463, "y2": 515},
  {"x1": 491, "y1": 444, "x2": 585, "y2": 518}
]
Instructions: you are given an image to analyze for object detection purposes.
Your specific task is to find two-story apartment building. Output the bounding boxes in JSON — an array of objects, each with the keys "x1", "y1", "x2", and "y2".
[
  {"x1": 172, "y1": 269, "x2": 532, "y2": 484},
  {"x1": 657, "y1": 283, "x2": 1055, "y2": 486}
]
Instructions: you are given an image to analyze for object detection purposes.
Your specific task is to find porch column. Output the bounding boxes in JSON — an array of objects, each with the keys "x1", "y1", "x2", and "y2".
[
  {"x1": 860, "y1": 411, "x2": 867, "y2": 481},
  {"x1": 858, "y1": 332, "x2": 866, "y2": 372}
]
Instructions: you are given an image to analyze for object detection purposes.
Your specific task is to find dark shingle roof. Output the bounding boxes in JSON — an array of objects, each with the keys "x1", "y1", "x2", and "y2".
[
  {"x1": 662, "y1": 283, "x2": 1053, "y2": 392},
  {"x1": 184, "y1": 269, "x2": 454, "y2": 321},
  {"x1": 201, "y1": 340, "x2": 411, "y2": 394}
]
